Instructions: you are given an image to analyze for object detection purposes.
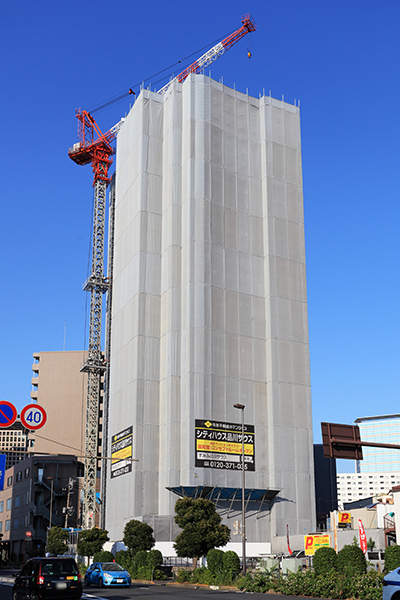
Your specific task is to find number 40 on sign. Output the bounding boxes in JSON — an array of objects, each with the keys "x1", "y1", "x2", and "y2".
[{"x1": 20, "y1": 404, "x2": 47, "y2": 430}]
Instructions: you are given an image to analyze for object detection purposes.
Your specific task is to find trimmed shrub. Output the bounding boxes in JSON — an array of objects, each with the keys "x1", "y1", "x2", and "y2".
[
  {"x1": 207, "y1": 548, "x2": 224, "y2": 574},
  {"x1": 337, "y1": 544, "x2": 367, "y2": 576},
  {"x1": 385, "y1": 545, "x2": 400, "y2": 573},
  {"x1": 115, "y1": 550, "x2": 131, "y2": 570},
  {"x1": 93, "y1": 550, "x2": 115, "y2": 563},
  {"x1": 147, "y1": 549, "x2": 163, "y2": 569},
  {"x1": 189, "y1": 566, "x2": 214, "y2": 585},
  {"x1": 134, "y1": 550, "x2": 149, "y2": 568},
  {"x1": 223, "y1": 550, "x2": 240, "y2": 574},
  {"x1": 314, "y1": 546, "x2": 337, "y2": 575}
]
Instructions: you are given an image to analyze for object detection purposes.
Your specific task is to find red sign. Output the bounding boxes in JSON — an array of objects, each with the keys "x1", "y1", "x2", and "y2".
[
  {"x1": 339, "y1": 512, "x2": 351, "y2": 523},
  {"x1": 0, "y1": 401, "x2": 17, "y2": 428},
  {"x1": 358, "y1": 519, "x2": 367, "y2": 554},
  {"x1": 25, "y1": 531, "x2": 32, "y2": 538},
  {"x1": 286, "y1": 524, "x2": 293, "y2": 555},
  {"x1": 20, "y1": 404, "x2": 47, "y2": 430}
]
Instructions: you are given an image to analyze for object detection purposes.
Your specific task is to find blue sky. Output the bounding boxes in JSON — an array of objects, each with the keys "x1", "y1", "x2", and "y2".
[{"x1": 1, "y1": 1, "x2": 399, "y2": 470}]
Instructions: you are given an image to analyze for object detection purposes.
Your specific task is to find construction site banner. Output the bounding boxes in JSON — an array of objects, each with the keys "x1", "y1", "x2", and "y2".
[
  {"x1": 195, "y1": 419, "x2": 255, "y2": 471},
  {"x1": 111, "y1": 426, "x2": 133, "y2": 479}
]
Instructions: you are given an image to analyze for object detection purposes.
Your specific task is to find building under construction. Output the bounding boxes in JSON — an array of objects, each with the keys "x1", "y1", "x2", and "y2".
[{"x1": 105, "y1": 73, "x2": 316, "y2": 554}]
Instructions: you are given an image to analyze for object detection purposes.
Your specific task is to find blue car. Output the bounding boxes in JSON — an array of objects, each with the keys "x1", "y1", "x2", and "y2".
[
  {"x1": 383, "y1": 568, "x2": 400, "y2": 600},
  {"x1": 84, "y1": 562, "x2": 131, "y2": 587}
]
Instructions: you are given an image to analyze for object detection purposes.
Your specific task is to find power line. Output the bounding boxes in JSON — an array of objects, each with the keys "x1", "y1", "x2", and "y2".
[{"x1": 88, "y1": 32, "x2": 233, "y2": 115}]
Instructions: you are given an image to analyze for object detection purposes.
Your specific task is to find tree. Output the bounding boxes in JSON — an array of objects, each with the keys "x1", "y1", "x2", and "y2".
[
  {"x1": 123, "y1": 520, "x2": 155, "y2": 557},
  {"x1": 93, "y1": 550, "x2": 115, "y2": 562},
  {"x1": 77, "y1": 528, "x2": 109, "y2": 561},
  {"x1": 173, "y1": 497, "x2": 230, "y2": 566},
  {"x1": 46, "y1": 526, "x2": 69, "y2": 556},
  {"x1": 367, "y1": 537, "x2": 376, "y2": 551}
]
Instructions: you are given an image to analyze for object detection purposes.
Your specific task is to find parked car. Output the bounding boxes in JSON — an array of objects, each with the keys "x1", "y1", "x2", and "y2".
[
  {"x1": 13, "y1": 556, "x2": 82, "y2": 600},
  {"x1": 366, "y1": 549, "x2": 385, "y2": 572},
  {"x1": 383, "y1": 567, "x2": 400, "y2": 600},
  {"x1": 84, "y1": 562, "x2": 131, "y2": 587}
]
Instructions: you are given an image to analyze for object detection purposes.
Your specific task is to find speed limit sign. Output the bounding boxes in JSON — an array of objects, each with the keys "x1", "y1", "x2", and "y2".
[{"x1": 20, "y1": 404, "x2": 47, "y2": 430}]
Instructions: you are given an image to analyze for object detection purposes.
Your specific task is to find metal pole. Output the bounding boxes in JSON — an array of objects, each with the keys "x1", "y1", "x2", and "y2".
[
  {"x1": 234, "y1": 403, "x2": 246, "y2": 574},
  {"x1": 46, "y1": 477, "x2": 54, "y2": 551},
  {"x1": 49, "y1": 479, "x2": 54, "y2": 529}
]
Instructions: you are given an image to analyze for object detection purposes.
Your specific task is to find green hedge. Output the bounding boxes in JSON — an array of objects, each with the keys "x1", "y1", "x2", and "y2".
[
  {"x1": 237, "y1": 569, "x2": 383, "y2": 600},
  {"x1": 385, "y1": 545, "x2": 400, "y2": 573}
]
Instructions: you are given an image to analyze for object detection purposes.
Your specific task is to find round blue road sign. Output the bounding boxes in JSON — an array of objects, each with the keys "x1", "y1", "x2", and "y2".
[{"x1": 0, "y1": 401, "x2": 18, "y2": 428}]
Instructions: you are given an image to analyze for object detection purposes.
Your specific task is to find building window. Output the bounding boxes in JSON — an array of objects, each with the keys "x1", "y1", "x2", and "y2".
[
  {"x1": 6, "y1": 498, "x2": 11, "y2": 511},
  {"x1": 25, "y1": 468, "x2": 30, "y2": 478},
  {"x1": 7, "y1": 476, "x2": 12, "y2": 486},
  {"x1": 15, "y1": 496, "x2": 20, "y2": 508},
  {"x1": 0, "y1": 501, "x2": 3, "y2": 513},
  {"x1": 0, "y1": 521, "x2": 2, "y2": 531},
  {"x1": 16, "y1": 471, "x2": 22, "y2": 482},
  {"x1": 14, "y1": 518, "x2": 19, "y2": 530},
  {"x1": 5, "y1": 520, "x2": 10, "y2": 531}
]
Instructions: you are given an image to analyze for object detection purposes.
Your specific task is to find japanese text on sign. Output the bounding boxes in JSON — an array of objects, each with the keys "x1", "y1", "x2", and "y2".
[
  {"x1": 195, "y1": 419, "x2": 255, "y2": 471},
  {"x1": 111, "y1": 426, "x2": 133, "y2": 479}
]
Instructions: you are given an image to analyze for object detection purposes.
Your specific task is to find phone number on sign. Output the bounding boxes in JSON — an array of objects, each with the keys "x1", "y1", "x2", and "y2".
[{"x1": 201, "y1": 460, "x2": 251, "y2": 470}]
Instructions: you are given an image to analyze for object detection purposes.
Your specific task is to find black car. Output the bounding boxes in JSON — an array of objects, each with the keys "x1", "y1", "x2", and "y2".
[{"x1": 13, "y1": 556, "x2": 82, "y2": 600}]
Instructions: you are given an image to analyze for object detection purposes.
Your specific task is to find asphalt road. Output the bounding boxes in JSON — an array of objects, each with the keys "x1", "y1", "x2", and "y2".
[{"x1": 0, "y1": 579, "x2": 311, "y2": 600}]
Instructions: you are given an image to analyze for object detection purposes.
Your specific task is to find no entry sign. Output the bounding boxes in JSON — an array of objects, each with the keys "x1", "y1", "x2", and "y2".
[
  {"x1": 20, "y1": 404, "x2": 47, "y2": 430},
  {"x1": 0, "y1": 401, "x2": 17, "y2": 428}
]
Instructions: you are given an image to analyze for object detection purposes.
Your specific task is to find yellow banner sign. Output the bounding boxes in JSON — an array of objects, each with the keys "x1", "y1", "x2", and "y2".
[
  {"x1": 196, "y1": 439, "x2": 253, "y2": 456},
  {"x1": 112, "y1": 445, "x2": 132, "y2": 463},
  {"x1": 304, "y1": 534, "x2": 330, "y2": 556}
]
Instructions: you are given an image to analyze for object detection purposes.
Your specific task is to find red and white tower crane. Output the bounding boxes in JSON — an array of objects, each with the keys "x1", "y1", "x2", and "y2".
[
  {"x1": 68, "y1": 13, "x2": 256, "y2": 530},
  {"x1": 158, "y1": 14, "x2": 256, "y2": 95},
  {"x1": 68, "y1": 112, "x2": 123, "y2": 529}
]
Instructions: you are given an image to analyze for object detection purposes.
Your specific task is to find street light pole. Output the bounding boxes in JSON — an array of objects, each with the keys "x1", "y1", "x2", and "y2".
[
  {"x1": 46, "y1": 477, "x2": 54, "y2": 551},
  {"x1": 49, "y1": 478, "x2": 54, "y2": 529},
  {"x1": 234, "y1": 403, "x2": 246, "y2": 574}
]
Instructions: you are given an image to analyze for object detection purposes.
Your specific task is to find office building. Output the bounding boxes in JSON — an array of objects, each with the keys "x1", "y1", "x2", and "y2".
[
  {"x1": 355, "y1": 414, "x2": 400, "y2": 473},
  {"x1": 0, "y1": 421, "x2": 31, "y2": 470},
  {"x1": 105, "y1": 74, "x2": 316, "y2": 554},
  {"x1": 336, "y1": 472, "x2": 400, "y2": 509},
  {"x1": 314, "y1": 444, "x2": 337, "y2": 529},
  {"x1": 0, "y1": 454, "x2": 83, "y2": 561}
]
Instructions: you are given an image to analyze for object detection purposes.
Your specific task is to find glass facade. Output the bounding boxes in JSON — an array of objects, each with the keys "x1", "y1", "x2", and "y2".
[{"x1": 355, "y1": 415, "x2": 400, "y2": 473}]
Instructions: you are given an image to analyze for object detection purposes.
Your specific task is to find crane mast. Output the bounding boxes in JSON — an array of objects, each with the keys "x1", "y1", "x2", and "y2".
[{"x1": 68, "y1": 110, "x2": 121, "y2": 529}]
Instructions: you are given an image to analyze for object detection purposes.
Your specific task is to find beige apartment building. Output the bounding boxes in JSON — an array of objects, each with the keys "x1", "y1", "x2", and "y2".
[{"x1": 30, "y1": 351, "x2": 88, "y2": 458}]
